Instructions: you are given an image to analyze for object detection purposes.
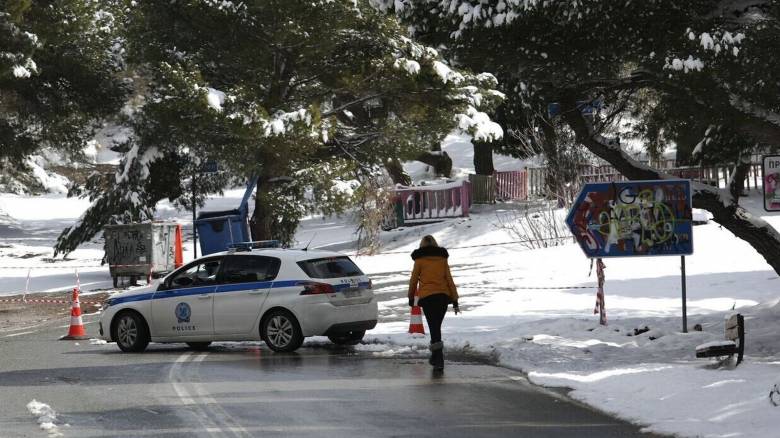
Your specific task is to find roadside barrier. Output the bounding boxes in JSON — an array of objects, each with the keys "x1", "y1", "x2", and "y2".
[
  {"x1": 60, "y1": 288, "x2": 90, "y2": 340},
  {"x1": 0, "y1": 262, "x2": 155, "y2": 270},
  {"x1": 0, "y1": 296, "x2": 103, "y2": 305}
]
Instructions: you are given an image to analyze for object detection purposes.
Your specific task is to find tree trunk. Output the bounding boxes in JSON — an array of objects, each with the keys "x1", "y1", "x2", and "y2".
[
  {"x1": 473, "y1": 140, "x2": 495, "y2": 175},
  {"x1": 250, "y1": 178, "x2": 274, "y2": 242},
  {"x1": 415, "y1": 151, "x2": 452, "y2": 177},
  {"x1": 729, "y1": 159, "x2": 751, "y2": 205},
  {"x1": 384, "y1": 158, "x2": 412, "y2": 185},
  {"x1": 560, "y1": 95, "x2": 780, "y2": 276},
  {"x1": 539, "y1": 120, "x2": 565, "y2": 205}
]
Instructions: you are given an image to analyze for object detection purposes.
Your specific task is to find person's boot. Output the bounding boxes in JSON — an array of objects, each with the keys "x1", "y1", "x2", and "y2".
[{"x1": 429, "y1": 341, "x2": 444, "y2": 370}]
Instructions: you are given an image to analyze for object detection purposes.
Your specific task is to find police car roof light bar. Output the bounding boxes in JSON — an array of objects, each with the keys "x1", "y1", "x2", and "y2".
[{"x1": 227, "y1": 240, "x2": 282, "y2": 252}]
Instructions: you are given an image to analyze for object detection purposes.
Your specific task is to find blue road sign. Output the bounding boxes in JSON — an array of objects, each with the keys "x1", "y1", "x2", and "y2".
[
  {"x1": 565, "y1": 179, "x2": 693, "y2": 258},
  {"x1": 200, "y1": 161, "x2": 219, "y2": 173}
]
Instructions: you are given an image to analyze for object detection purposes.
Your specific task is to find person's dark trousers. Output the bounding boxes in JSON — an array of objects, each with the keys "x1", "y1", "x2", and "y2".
[
  {"x1": 419, "y1": 293, "x2": 449, "y2": 369},
  {"x1": 418, "y1": 293, "x2": 449, "y2": 343}
]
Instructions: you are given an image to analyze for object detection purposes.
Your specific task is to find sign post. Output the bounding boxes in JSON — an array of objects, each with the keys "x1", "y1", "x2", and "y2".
[
  {"x1": 681, "y1": 256, "x2": 687, "y2": 333},
  {"x1": 565, "y1": 179, "x2": 694, "y2": 331}
]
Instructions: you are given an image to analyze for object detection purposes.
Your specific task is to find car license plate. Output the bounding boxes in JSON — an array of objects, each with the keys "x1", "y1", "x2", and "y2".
[{"x1": 343, "y1": 288, "x2": 361, "y2": 298}]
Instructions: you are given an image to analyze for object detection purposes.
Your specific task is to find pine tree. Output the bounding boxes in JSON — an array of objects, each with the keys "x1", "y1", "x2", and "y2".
[
  {"x1": 374, "y1": 0, "x2": 780, "y2": 275},
  {"x1": 54, "y1": 0, "x2": 503, "y2": 255},
  {"x1": 0, "y1": 0, "x2": 128, "y2": 169}
]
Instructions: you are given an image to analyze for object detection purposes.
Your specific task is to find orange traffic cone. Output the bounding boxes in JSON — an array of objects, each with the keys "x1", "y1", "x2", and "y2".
[
  {"x1": 60, "y1": 288, "x2": 89, "y2": 340},
  {"x1": 174, "y1": 224, "x2": 184, "y2": 268},
  {"x1": 409, "y1": 295, "x2": 426, "y2": 335}
]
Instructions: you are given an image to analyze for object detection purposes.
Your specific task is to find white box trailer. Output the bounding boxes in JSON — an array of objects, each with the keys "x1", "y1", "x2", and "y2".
[{"x1": 104, "y1": 222, "x2": 180, "y2": 287}]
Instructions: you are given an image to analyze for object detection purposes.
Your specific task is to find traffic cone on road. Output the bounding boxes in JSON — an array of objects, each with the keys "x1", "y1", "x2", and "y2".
[
  {"x1": 60, "y1": 288, "x2": 89, "y2": 340},
  {"x1": 409, "y1": 295, "x2": 426, "y2": 335}
]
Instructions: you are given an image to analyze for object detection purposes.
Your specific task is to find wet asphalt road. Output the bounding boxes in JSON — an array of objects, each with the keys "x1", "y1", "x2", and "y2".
[{"x1": 0, "y1": 317, "x2": 662, "y2": 438}]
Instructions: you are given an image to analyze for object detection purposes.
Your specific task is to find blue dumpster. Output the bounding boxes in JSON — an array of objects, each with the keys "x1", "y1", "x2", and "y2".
[{"x1": 195, "y1": 179, "x2": 257, "y2": 255}]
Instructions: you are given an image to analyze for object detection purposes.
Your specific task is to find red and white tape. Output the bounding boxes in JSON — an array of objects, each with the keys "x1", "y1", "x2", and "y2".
[{"x1": 0, "y1": 297, "x2": 102, "y2": 305}]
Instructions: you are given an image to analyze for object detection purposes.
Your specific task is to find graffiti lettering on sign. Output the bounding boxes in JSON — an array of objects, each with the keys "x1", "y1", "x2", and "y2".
[{"x1": 566, "y1": 180, "x2": 693, "y2": 258}]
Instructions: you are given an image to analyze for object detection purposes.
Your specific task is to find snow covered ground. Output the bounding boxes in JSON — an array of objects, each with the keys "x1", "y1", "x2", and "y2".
[{"x1": 2, "y1": 173, "x2": 780, "y2": 436}]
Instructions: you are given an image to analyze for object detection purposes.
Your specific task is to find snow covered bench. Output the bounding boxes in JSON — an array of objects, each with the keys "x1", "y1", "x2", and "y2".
[{"x1": 695, "y1": 314, "x2": 745, "y2": 366}]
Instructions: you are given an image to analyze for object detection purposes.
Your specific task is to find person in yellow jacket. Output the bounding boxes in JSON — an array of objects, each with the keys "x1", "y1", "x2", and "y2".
[{"x1": 408, "y1": 235, "x2": 459, "y2": 370}]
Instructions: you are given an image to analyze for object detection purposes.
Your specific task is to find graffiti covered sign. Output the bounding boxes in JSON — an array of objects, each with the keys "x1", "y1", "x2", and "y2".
[
  {"x1": 763, "y1": 155, "x2": 780, "y2": 212},
  {"x1": 566, "y1": 180, "x2": 693, "y2": 258}
]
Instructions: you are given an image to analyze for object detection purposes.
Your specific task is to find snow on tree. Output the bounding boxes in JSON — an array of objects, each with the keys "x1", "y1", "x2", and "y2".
[
  {"x1": 0, "y1": 1, "x2": 128, "y2": 174},
  {"x1": 372, "y1": 0, "x2": 780, "y2": 275},
  {"x1": 54, "y1": 0, "x2": 503, "y2": 255}
]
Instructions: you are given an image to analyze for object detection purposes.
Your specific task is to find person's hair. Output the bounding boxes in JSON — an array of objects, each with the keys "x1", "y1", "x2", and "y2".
[{"x1": 419, "y1": 235, "x2": 438, "y2": 248}]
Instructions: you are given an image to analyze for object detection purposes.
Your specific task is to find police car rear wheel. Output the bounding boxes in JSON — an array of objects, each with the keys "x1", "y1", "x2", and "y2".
[
  {"x1": 262, "y1": 310, "x2": 303, "y2": 352},
  {"x1": 114, "y1": 311, "x2": 149, "y2": 352}
]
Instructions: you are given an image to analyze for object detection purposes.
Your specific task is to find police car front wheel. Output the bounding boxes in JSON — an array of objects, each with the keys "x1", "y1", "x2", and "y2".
[
  {"x1": 262, "y1": 310, "x2": 303, "y2": 352},
  {"x1": 113, "y1": 311, "x2": 150, "y2": 353}
]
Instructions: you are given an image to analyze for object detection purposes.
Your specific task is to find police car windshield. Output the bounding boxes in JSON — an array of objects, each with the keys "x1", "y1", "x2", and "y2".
[{"x1": 297, "y1": 257, "x2": 363, "y2": 279}]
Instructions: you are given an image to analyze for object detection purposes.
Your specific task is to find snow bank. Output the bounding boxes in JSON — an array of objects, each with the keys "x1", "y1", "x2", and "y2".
[{"x1": 531, "y1": 363, "x2": 780, "y2": 438}]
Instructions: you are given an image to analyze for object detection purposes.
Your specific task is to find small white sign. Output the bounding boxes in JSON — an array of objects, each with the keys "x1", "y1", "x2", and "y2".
[{"x1": 763, "y1": 155, "x2": 780, "y2": 212}]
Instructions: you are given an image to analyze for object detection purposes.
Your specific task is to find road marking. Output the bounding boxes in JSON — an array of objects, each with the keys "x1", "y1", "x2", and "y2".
[
  {"x1": 3, "y1": 330, "x2": 36, "y2": 338},
  {"x1": 191, "y1": 352, "x2": 252, "y2": 438},
  {"x1": 0, "y1": 320, "x2": 53, "y2": 333},
  {"x1": 169, "y1": 352, "x2": 247, "y2": 437},
  {"x1": 169, "y1": 352, "x2": 195, "y2": 405},
  {"x1": 61, "y1": 424, "x2": 361, "y2": 436}
]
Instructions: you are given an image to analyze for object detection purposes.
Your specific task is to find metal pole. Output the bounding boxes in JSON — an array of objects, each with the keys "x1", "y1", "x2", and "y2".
[
  {"x1": 193, "y1": 172, "x2": 198, "y2": 259},
  {"x1": 681, "y1": 255, "x2": 688, "y2": 333}
]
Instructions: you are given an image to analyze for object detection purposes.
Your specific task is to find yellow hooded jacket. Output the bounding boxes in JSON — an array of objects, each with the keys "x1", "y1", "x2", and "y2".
[{"x1": 407, "y1": 246, "x2": 458, "y2": 304}]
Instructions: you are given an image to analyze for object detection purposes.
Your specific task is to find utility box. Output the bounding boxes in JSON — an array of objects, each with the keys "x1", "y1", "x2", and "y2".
[
  {"x1": 104, "y1": 222, "x2": 183, "y2": 287},
  {"x1": 195, "y1": 179, "x2": 257, "y2": 256}
]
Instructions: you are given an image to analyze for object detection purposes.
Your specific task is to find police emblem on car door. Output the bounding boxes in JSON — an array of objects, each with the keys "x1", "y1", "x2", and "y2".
[
  {"x1": 175, "y1": 303, "x2": 191, "y2": 323},
  {"x1": 151, "y1": 257, "x2": 222, "y2": 337}
]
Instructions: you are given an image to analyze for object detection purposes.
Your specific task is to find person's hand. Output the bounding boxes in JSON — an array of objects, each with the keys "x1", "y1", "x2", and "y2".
[
  {"x1": 453, "y1": 304, "x2": 460, "y2": 315},
  {"x1": 408, "y1": 296, "x2": 415, "y2": 307}
]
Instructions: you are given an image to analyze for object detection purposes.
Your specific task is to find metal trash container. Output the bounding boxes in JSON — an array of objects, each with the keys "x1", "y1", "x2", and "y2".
[
  {"x1": 195, "y1": 179, "x2": 257, "y2": 255},
  {"x1": 104, "y1": 222, "x2": 182, "y2": 287}
]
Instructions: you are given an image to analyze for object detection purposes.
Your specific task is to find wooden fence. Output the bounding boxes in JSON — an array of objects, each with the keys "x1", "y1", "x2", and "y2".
[
  {"x1": 577, "y1": 162, "x2": 763, "y2": 192},
  {"x1": 469, "y1": 171, "x2": 530, "y2": 203},
  {"x1": 394, "y1": 181, "x2": 471, "y2": 223},
  {"x1": 496, "y1": 171, "x2": 528, "y2": 201},
  {"x1": 391, "y1": 159, "x2": 765, "y2": 225}
]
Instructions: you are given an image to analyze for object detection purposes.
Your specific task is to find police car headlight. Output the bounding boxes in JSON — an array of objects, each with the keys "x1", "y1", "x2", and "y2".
[{"x1": 103, "y1": 298, "x2": 116, "y2": 309}]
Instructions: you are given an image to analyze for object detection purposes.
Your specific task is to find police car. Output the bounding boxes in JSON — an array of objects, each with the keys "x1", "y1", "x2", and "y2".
[{"x1": 98, "y1": 248, "x2": 377, "y2": 352}]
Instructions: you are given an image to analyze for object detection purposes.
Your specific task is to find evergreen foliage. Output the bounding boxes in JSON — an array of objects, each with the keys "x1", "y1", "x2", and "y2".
[
  {"x1": 0, "y1": 0, "x2": 128, "y2": 168},
  {"x1": 54, "y1": 0, "x2": 503, "y2": 255},
  {"x1": 374, "y1": 0, "x2": 780, "y2": 164}
]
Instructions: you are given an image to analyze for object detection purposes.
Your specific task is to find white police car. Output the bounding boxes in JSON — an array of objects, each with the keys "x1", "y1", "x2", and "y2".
[{"x1": 99, "y1": 248, "x2": 377, "y2": 352}]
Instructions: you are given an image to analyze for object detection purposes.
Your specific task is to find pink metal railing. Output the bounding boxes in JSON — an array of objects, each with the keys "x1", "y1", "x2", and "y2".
[
  {"x1": 395, "y1": 181, "x2": 471, "y2": 222},
  {"x1": 495, "y1": 170, "x2": 528, "y2": 201}
]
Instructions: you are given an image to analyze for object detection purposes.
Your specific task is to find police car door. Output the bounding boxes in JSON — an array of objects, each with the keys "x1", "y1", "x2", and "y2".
[
  {"x1": 151, "y1": 257, "x2": 222, "y2": 338},
  {"x1": 214, "y1": 255, "x2": 280, "y2": 335}
]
